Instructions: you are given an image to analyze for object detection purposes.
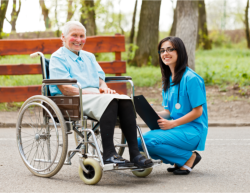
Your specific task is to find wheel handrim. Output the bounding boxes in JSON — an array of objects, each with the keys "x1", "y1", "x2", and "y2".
[{"x1": 17, "y1": 101, "x2": 62, "y2": 173}]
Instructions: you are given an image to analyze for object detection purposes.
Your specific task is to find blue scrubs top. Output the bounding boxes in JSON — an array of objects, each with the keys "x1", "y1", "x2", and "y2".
[
  {"x1": 49, "y1": 47, "x2": 105, "y2": 96},
  {"x1": 161, "y1": 67, "x2": 208, "y2": 151}
]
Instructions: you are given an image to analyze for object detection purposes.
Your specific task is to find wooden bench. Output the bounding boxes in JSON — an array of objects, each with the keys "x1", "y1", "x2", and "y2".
[{"x1": 0, "y1": 34, "x2": 127, "y2": 103}]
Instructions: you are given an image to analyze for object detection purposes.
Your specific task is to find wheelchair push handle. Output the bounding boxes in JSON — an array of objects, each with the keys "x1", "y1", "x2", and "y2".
[{"x1": 30, "y1": 52, "x2": 40, "y2": 58}]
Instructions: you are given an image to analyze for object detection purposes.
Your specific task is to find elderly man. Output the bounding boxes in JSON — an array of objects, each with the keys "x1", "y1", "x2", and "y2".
[{"x1": 49, "y1": 21, "x2": 153, "y2": 168}]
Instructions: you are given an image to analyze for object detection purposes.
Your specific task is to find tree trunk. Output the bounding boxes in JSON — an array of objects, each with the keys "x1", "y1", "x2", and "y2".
[
  {"x1": 10, "y1": 0, "x2": 21, "y2": 32},
  {"x1": 39, "y1": 0, "x2": 51, "y2": 29},
  {"x1": 129, "y1": 0, "x2": 138, "y2": 44},
  {"x1": 169, "y1": 7, "x2": 177, "y2": 36},
  {"x1": 175, "y1": 0, "x2": 198, "y2": 70},
  {"x1": 0, "y1": 0, "x2": 9, "y2": 39},
  {"x1": 245, "y1": 0, "x2": 250, "y2": 49},
  {"x1": 54, "y1": 0, "x2": 60, "y2": 37},
  {"x1": 197, "y1": 0, "x2": 211, "y2": 50},
  {"x1": 67, "y1": 0, "x2": 74, "y2": 22},
  {"x1": 131, "y1": 0, "x2": 162, "y2": 67},
  {"x1": 118, "y1": 0, "x2": 124, "y2": 35},
  {"x1": 80, "y1": 0, "x2": 97, "y2": 36}
]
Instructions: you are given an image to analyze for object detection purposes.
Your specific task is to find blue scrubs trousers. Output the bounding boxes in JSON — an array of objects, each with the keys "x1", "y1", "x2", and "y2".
[{"x1": 138, "y1": 125, "x2": 201, "y2": 167}]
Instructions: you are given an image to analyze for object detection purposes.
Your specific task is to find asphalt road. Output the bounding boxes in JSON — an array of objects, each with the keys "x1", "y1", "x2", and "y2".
[{"x1": 1, "y1": 127, "x2": 250, "y2": 192}]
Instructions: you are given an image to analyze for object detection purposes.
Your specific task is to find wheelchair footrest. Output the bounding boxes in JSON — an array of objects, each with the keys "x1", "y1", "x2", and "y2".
[
  {"x1": 151, "y1": 159, "x2": 163, "y2": 167},
  {"x1": 114, "y1": 144, "x2": 128, "y2": 147},
  {"x1": 103, "y1": 163, "x2": 153, "y2": 171}
]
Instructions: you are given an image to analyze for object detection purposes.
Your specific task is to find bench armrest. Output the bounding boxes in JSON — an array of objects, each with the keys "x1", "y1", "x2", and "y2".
[
  {"x1": 105, "y1": 76, "x2": 132, "y2": 81},
  {"x1": 42, "y1": 79, "x2": 77, "y2": 84}
]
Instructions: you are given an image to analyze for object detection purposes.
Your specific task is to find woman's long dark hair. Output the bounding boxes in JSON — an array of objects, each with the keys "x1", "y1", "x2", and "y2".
[{"x1": 158, "y1": 36, "x2": 188, "y2": 92}]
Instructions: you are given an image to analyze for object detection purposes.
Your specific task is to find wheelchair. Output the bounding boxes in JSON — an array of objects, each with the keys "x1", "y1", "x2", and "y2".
[{"x1": 16, "y1": 52, "x2": 162, "y2": 185}]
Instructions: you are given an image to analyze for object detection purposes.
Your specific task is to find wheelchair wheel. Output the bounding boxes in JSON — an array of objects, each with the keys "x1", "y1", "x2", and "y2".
[
  {"x1": 16, "y1": 95, "x2": 68, "y2": 178},
  {"x1": 132, "y1": 152, "x2": 153, "y2": 178},
  {"x1": 74, "y1": 124, "x2": 126, "y2": 156},
  {"x1": 78, "y1": 158, "x2": 103, "y2": 185}
]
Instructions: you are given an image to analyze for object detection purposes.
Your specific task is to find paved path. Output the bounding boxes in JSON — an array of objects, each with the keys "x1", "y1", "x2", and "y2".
[{"x1": 1, "y1": 127, "x2": 250, "y2": 192}]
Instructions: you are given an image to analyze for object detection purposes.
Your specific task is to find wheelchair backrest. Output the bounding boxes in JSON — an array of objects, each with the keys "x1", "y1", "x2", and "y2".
[
  {"x1": 41, "y1": 58, "x2": 50, "y2": 80},
  {"x1": 41, "y1": 58, "x2": 51, "y2": 96}
]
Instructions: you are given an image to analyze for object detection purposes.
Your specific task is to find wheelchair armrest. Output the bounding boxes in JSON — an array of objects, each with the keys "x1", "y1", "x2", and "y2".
[
  {"x1": 42, "y1": 79, "x2": 77, "y2": 84},
  {"x1": 105, "y1": 76, "x2": 132, "y2": 81}
]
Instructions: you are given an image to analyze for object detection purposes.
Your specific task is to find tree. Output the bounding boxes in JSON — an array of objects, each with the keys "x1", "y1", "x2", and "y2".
[
  {"x1": 245, "y1": 0, "x2": 250, "y2": 49},
  {"x1": 0, "y1": 0, "x2": 9, "y2": 39},
  {"x1": 197, "y1": 0, "x2": 211, "y2": 50},
  {"x1": 54, "y1": 0, "x2": 60, "y2": 37},
  {"x1": 11, "y1": 0, "x2": 21, "y2": 32},
  {"x1": 80, "y1": 0, "x2": 97, "y2": 36},
  {"x1": 169, "y1": 7, "x2": 177, "y2": 36},
  {"x1": 131, "y1": 0, "x2": 162, "y2": 67},
  {"x1": 129, "y1": 0, "x2": 138, "y2": 44},
  {"x1": 67, "y1": 0, "x2": 74, "y2": 22},
  {"x1": 175, "y1": 0, "x2": 198, "y2": 70},
  {"x1": 39, "y1": 0, "x2": 51, "y2": 29},
  {"x1": 118, "y1": 0, "x2": 124, "y2": 35}
]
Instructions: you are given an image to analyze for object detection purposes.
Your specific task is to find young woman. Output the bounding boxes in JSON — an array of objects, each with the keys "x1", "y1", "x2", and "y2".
[{"x1": 138, "y1": 36, "x2": 208, "y2": 175}]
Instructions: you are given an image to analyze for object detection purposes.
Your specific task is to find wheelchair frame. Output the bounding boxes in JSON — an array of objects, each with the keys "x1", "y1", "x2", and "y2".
[{"x1": 16, "y1": 52, "x2": 162, "y2": 185}]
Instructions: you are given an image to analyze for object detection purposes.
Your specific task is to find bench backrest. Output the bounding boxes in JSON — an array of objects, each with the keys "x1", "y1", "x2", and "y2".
[{"x1": 0, "y1": 34, "x2": 127, "y2": 103}]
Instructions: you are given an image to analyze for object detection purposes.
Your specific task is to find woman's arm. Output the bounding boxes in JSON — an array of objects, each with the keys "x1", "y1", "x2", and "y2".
[
  {"x1": 99, "y1": 78, "x2": 117, "y2": 94},
  {"x1": 157, "y1": 109, "x2": 171, "y2": 119},
  {"x1": 157, "y1": 106, "x2": 203, "y2": 130},
  {"x1": 57, "y1": 85, "x2": 99, "y2": 96},
  {"x1": 57, "y1": 78, "x2": 117, "y2": 96}
]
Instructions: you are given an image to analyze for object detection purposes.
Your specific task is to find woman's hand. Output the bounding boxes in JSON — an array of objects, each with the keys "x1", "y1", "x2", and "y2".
[
  {"x1": 157, "y1": 117, "x2": 176, "y2": 130},
  {"x1": 99, "y1": 88, "x2": 117, "y2": 94}
]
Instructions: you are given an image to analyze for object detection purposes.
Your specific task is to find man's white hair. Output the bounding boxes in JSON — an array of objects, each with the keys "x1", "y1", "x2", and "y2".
[{"x1": 61, "y1": 21, "x2": 86, "y2": 46}]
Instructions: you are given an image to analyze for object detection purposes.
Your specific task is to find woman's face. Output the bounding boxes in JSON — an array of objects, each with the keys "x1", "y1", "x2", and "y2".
[
  {"x1": 160, "y1": 41, "x2": 178, "y2": 68},
  {"x1": 62, "y1": 26, "x2": 86, "y2": 54}
]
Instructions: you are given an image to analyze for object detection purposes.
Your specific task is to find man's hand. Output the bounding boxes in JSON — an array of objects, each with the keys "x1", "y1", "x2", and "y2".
[
  {"x1": 157, "y1": 116, "x2": 176, "y2": 130},
  {"x1": 99, "y1": 88, "x2": 117, "y2": 94}
]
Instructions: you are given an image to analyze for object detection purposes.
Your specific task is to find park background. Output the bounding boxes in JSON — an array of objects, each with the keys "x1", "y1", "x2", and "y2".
[{"x1": 0, "y1": 0, "x2": 250, "y2": 124}]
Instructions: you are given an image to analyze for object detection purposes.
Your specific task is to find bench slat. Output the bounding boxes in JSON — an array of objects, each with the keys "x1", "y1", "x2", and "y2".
[
  {"x1": 0, "y1": 36, "x2": 125, "y2": 55},
  {"x1": 0, "y1": 61, "x2": 126, "y2": 75},
  {"x1": 0, "y1": 83, "x2": 126, "y2": 103}
]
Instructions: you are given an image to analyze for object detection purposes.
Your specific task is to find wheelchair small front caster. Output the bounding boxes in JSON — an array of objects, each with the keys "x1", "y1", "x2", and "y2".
[
  {"x1": 78, "y1": 158, "x2": 103, "y2": 185},
  {"x1": 131, "y1": 152, "x2": 153, "y2": 178}
]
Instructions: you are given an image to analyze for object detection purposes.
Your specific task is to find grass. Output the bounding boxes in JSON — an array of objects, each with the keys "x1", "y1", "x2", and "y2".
[
  {"x1": 0, "y1": 102, "x2": 24, "y2": 111},
  {"x1": 1, "y1": 48, "x2": 250, "y2": 88},
  {"x1": 195, "y1": 48, "x2": 250, "y2": 87}
]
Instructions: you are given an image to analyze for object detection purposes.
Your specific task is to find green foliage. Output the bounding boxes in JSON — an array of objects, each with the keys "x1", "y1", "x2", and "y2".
[
  {"x1": 209, "y1": 30, "x2": 232, "y2": 48},
  {"x1": 126, "y1": 43, "x2": 138, "y2": 63},
  {"x1": 159, "y1": 31, "x2": 170, "y2": 41},
  {"x1": 0, "y1": 32, "x2": 10, "y2": 39},
  {"x1": 126, "y1": 66, "x2": 161, "y2": 87},
  {"x1": 0, "y1": 74, "x2": 42, "y2": 86},
  {"x1": 0, "y1": 54, "x2": 51, "y2": 64},
  {"x1": 0, "y1": 102, "x2": 23, "y2": 112}
]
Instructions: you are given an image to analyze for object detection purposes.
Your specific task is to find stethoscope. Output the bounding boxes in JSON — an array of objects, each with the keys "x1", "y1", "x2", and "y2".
[{"x1": 164, "y1": 83, "x2": 181, "y2": 110}]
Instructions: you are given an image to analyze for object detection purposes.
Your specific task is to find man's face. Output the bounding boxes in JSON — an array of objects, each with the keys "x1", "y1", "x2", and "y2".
[{"x1": 62, "y1": 26, "x2": 86, "y2": 54}]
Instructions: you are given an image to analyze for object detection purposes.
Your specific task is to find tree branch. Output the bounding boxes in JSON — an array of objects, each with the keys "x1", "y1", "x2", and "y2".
[
  {"x1": 17, "y1": 0, "x2": 21, "y2": 14},
  {"x1": 4, "y1": 17, "x2": 11, "y2": 25}
]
